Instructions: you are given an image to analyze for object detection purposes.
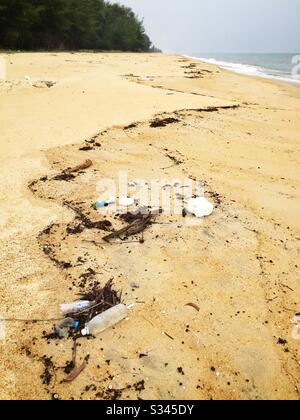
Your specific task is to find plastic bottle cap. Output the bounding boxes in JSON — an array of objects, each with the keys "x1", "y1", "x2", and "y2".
[{"x1": 81, "y1": 328, "x2": 88, "y2": 336}]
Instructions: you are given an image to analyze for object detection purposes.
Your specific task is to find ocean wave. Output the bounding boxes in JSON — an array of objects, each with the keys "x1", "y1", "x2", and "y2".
[{"x1": 185, "y1": 55, "x2": 300, "y2": 85}]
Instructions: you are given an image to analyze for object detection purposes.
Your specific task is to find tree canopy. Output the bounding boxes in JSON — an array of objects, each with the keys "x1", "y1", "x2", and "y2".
[{"x1": 0, "y1": 0, "x2": 153, "y2": 51}]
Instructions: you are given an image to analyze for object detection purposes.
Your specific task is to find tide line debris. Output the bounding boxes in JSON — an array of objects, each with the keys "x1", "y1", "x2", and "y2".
[
  {"x1": 150, "y1": 117, "x2": 180, "y2": 128},
  {"x1": 68, "y1": 159, "x2": 93, "y2": 173},
  {"x1": 53, "y1": 159, "x2": 93, "y2": 181},
  {"x1": 54, "y1": 280, "x2": 122, "y2": 339},
  {"x1": 103, "y1": 213, "x2": 153, "y2": 243},
  {"x1": 64, "y1": 201, "x2": 112, "y2": 233}
]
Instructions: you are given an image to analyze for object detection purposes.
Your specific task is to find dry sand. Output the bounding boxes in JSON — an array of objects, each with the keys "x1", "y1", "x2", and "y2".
[{"x1": 0, "y1": 52, "x2": 299, "y2": 400}]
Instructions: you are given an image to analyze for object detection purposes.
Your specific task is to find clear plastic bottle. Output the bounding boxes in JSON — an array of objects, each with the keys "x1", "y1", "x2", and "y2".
[{"x1": 81, "y1": 304, "x2": 128, "y2": 336}]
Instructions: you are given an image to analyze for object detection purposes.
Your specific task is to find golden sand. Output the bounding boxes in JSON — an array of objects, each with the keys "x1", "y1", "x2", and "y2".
[{"x1": 0, "y1": 52, "x2": 299, "y2": 400}]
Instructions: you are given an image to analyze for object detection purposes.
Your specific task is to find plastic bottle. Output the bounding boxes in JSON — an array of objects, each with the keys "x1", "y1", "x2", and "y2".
[
  {"x1": 96, "y1": 201, "x2": 109, "y2": 208},
  {"x1": 81, "y1": 304, "x2": 128, "y2": 336},
  {"x1": 93, "y1": 200, "x2": 114, "y2": 209},
  {"x1": 60, "y1": 300, "x2": 95, "y2": 316}
]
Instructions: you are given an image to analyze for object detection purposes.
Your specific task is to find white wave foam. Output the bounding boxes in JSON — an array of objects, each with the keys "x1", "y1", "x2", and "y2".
[{"x1": 185, "y1": 55, "x2": 300, "y2": 85}]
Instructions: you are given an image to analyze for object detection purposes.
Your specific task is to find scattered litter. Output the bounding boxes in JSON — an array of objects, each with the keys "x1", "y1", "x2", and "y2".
[
  {"x1": 93, "y1": 201, "x2": 107, "y2": 209},
  {"x1": 81, "y1": 304, "x2": 128, "y2": 336},
  {"x1": 64, "y1": 201, "x2": 112, "y2": 232},
  {"x1": 185, "y1": 303, "x2": 200, "y2": 312},
  {"x1": 60, "y1": 300, "x2": 95, "y2": 316},
  {"x1": 92, "y1": 200, "x2": 114, "y2": 210},
  {"x1": 102, "y1": 207, "x2": 160, "y2": 242},
  {"x1": 122, "y1": 207, "x2": 162, "y2": 222},
  {"x1": 103, "y1": 214, "x2": 153, "y2": 243},
  {"x1": 55, "y1": 318, "x2": 77, "y2": 338},
  {"x1": 59, "y1": 280, "x2": 122, "y2": 337},
  {"x1": 185, "y1": 197, "x2": 214, "y2": 218}
]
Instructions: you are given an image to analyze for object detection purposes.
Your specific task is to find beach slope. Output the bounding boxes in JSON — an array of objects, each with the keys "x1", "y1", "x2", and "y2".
[{"x1": 0, "y1": 52, "x2": 299, "y2": 400}]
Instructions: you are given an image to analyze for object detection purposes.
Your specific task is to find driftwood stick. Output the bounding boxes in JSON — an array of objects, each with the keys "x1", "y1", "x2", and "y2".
[
  {"x1": 103, "y1": 215, "x2": 152, "y2": 243},
  {"x1": 64, "y1": 361, "x2": 87, "y2": 383},
  {"x1": 68, "y1": 159, "x2": 92, "y2": 173}
]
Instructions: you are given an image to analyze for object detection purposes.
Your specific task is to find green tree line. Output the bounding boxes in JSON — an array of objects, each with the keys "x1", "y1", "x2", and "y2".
[{"x1": 0, "y1": 0, "x2": 153, "y2": 51}]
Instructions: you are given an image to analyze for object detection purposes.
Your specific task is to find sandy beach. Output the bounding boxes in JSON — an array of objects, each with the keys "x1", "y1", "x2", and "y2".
[{"x1": 0, "y1": 52, "x2": 299, "y2": 400}]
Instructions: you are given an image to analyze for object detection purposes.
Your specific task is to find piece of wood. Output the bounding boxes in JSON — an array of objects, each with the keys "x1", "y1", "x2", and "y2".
[
  {"x1": 69, "y1": 159, "x2": 92, "y2": 173},
  {"x1": 185, "y1": 303, "x2": 200, "y2": 312},
  {"x1": 64, "y1": 361, "x2": 87, "y2": 382},
  {"x1": 103, "y1": 215, "x2": 152, "y2": 243}
]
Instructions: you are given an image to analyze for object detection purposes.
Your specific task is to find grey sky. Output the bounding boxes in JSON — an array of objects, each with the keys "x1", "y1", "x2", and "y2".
[{"x1": 118, "y1": 0, "x2": 300, "y2": 53}]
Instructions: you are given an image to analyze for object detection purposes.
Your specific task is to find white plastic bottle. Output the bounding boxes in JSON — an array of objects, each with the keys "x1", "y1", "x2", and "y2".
[
  {"x1": 60, "y1": 300, "x2": 94, "y2": 315},
  {"x1": 81, "y1": 304, "x2": 128, "y2": 336}
]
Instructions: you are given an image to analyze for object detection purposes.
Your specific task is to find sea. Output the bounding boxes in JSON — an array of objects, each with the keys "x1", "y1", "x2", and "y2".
[{"x1": 185, "y1": 53, "x2": 300, "y2": 85}]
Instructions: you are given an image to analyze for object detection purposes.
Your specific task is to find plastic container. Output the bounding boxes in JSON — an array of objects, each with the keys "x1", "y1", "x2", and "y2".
[
  {"x1": 186, "y1": 197, "x2": 214, "y2": 218},
  {"x1": 96, "y1": 200, "x2": 109, "y2": 208},
  {"x1": 55, "y1": 317, "x2": 76, "y2": 338},
  {"x1": 92, "y1": 200, "x2": 114, "y2": 209},
  {"x1": 81, "y1": 304, "x2": 128, "y2": 336},
  {"x1": 60, "y1": 300, "x2": 94, "y2": 316}
]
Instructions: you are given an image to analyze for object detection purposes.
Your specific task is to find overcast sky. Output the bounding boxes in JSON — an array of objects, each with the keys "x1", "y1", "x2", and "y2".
[{"x1": 117, "y1": 0, "x2": 300, "y2": 53}]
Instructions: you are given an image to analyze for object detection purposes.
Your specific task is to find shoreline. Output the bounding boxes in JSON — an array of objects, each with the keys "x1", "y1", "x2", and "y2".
[
  {"x1": 0, "y1": 52, "x2": 299, "y2": 400},
  {"x1": 184, "y1": 54, "x2": 300, "y2": 87}
]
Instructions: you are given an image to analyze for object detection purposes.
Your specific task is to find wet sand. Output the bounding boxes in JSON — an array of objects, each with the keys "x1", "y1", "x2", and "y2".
[{"x1": 0, "y1": 52, "x2": 299, "y2": 400}]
